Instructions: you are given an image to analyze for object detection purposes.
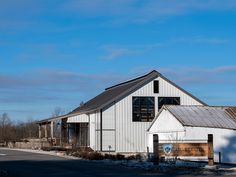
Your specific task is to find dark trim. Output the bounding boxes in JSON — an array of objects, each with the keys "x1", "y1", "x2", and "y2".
[
  {"x1": 100, "y1": 109, "x2": 103, "y2": 151},
  {"x1": 102, "y1": 129, "x2": 116, "y2": 131},
  {"x1": 105, "y1": 70, "x2": 159, "y2": 90}
]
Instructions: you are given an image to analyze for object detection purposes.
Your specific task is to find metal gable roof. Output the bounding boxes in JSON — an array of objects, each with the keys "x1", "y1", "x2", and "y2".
[
  {"x1": 70, "y1": 70, "x2": 159, "y2": 114},
  {"x1": 70, "y1": 70, "x2": 206, "y2": 115},
  {"x1": 165, "y1": 105, "x2": 236, "y2": 130},
  {"x1": 38, "y1": 70, "x2": 207, "y2": 124}
]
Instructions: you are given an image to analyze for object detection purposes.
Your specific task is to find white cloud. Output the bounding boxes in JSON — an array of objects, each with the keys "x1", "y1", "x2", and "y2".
[
  {"x1": 63, "y1": 0, "x2": 236, "y2": 23},
  {"x1": 100, "y1": 43, "x2": 163, "y2": 60},
  {"x1": 171, "y1": 36, "x2": 229, "y2": 45}
]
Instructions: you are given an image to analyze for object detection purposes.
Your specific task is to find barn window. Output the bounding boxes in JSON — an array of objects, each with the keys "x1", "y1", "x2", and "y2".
[
  {"x1": 158, "y1": 97, "x2": 180, "y2": 110},
  {"x1": 132, "y1": 97, "x2": 155, "y2": 122},
  {"x1": 153, "y1": 80, "x2": 159, "y2": 93}
]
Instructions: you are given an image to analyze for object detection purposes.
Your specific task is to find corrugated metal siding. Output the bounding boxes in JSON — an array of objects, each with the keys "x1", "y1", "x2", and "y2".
[
  {"x1": 67, "y1": 114, "x2": 89, "y2": 123},
  {"x1": 115, "y1": 77, "x2": 203, "y2": 153}
]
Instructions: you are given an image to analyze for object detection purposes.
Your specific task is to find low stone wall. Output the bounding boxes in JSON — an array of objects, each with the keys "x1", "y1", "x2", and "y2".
[{"x1": 11, "y1": 139, "x2": 51, "y2": 149}]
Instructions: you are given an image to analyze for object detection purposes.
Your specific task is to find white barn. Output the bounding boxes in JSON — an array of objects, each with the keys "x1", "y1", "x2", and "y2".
[
  {"x1": 147, "y1": 105, "x2": 236, "y2": 164},
  {"x1": 64, "y1": 70, "x2": 205, "y2": 153}
]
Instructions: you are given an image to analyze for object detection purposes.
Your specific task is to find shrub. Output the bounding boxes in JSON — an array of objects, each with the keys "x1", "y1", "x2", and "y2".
[
  {"x1": 87, "y1": 152, "x2": 104, "y2": 160},
  {"x1": 115, "y1": 153, "x2": 125, "y2": 160}
]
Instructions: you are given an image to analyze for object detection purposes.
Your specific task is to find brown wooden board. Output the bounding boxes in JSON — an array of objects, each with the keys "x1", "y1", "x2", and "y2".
[{"x1": 159, "y1": 143, "x2": 208, "y2": 157}]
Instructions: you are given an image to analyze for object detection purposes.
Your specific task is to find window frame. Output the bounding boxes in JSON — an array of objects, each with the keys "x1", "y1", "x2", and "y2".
[
  {"x1": 153, "y1": 80, "x2": 159, "y2": 93},
  {"x1": 158, "y1": 97, "x2": 181, "y2": 110},
  {"x1": 132, "y1": 96, "x2": 155, "y2": 122}
]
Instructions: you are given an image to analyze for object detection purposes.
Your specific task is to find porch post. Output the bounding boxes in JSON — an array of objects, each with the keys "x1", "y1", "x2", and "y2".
[
  {"x1": 50, "y1": 121, "x2": 54, "y2": 138},
  {"x1": 45, "y1": 124, "x2": 48, "y2": 138},
  {"x1": 39, "y1": 125, "x2": 42, "y2": 139}
]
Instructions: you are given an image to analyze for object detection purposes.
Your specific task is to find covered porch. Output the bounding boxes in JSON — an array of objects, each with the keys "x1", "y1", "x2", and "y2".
[{"x1": 37, "y1": 113, "x2": 90, "y2": 149}]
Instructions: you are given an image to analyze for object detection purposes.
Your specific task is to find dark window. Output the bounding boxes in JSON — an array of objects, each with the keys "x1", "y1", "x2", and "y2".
[
  {"x1": 153, "y1": 80, "x2": 159, "y2": 93},
  {"x1": 133, "y1": 97, "x2": 155, "y2": 122},
  {"x1": 158, "y1": 97, "x2": 180, "y2": 110}
]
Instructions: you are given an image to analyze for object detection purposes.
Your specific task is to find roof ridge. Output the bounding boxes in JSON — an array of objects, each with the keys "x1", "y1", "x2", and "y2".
[{"x1": 105, "y1": 70, "x2": 160, "y2": 90}]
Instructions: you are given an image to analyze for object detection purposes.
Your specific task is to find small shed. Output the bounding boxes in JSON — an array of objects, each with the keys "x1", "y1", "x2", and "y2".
[{"x1": 147, "y1": 105, "x2": 236, "y2": 164}]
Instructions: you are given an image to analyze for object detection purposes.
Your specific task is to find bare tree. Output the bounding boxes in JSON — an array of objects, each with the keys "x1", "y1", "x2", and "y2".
[
  {"x1": 51, "y1": 107, "x2": 64, "y2": 138},
  {"x1": 52, "y1": 107, "x2": 64, "y2": 117},
  {"x1": 0, "y1": 113, "x2": 12, "y2": 143}
]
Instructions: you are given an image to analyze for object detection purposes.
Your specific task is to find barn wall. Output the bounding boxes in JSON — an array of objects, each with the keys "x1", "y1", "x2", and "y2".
[
  {"x1": 102, "y1": 105, "x2": 116, "y2": 151},
  {"x1": 115, "y1": 77, "x2": 203, "y2": 153},
  {"x1": 89, "y1": 113, "x2": 96, "y2": 150}
]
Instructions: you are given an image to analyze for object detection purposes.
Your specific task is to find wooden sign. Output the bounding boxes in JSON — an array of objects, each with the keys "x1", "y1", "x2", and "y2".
[{"x1": 159, "y1": 143, "x2": 208, "y2": 157}]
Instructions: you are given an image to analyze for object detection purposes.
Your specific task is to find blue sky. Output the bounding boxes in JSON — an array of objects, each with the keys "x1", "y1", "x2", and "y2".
[{"x1": 1, "y1": 0, "x2": 236, "y2": 121}]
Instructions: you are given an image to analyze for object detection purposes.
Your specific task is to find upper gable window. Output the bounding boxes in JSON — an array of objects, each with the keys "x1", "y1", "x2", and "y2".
[
  {"x1": 153, "y1": 80, "x2": 159, "y2": 93},
  {"x1": 133, "y1": 97, "x2": 155, "y2": 122},
  {"x1": 158, "y1": 97, "x2": 180, "y2": 110}
]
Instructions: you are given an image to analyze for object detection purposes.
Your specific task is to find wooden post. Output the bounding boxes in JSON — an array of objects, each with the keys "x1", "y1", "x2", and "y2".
[
  {"x1": 45, "y1": 124, "x2": 48, "y2": 139},
  {"x1": 39, "y1": 125, "x2": 42, "y2": 139},
  {"x1": 153, "y1": 134, "x2": 159, "y2": 165},
  {"x1": 208, "y1": 134, "x2": 214, "y2": 166},
  {"x1": 50, "y1": 121, "x2": 54, "y2": 139}
]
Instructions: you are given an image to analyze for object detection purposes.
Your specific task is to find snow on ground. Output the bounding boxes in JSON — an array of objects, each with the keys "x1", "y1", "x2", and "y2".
[{"x1": 0, "y1": 147, "x2": 79, "y2": 160}]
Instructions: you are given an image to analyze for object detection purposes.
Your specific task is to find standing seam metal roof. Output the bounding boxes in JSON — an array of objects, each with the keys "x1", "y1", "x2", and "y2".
[
  {"x1": 165, "y1": 105, "x2": 236, "y2": 130},
  {"x1": 70, "y1": 70, "x2": 206, "y2": 115}
]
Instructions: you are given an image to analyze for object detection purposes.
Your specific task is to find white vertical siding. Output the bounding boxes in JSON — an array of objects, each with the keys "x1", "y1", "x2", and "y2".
[
  {"x1": 158, "y1": 77, "x2": 202, "y2": 106},
  {"x1": 102, "y1": 106, "x2": 115, "y2": 129},
  {"x1": 67, "y1": 114, "x2": 89, "y2": 123},
  {"x1": 89, "y1": 113, "x2": 96, "y2": 150},
  {"x1": 102, "y1": 131, "x2": 115, "y2": 151},
  {"x1": 101, "y1": 105, "x2": 116, "y2": 151},
  {"x1": 115, "y1": 77, "x2": 203, "y2": 153},
  {"x1": 93, "y1": 111, "x2": 100, "y2": 151}
]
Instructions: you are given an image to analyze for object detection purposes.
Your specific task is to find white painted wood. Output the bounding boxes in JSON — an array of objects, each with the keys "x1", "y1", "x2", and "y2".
[
  {"x1": 148, "y1": 109, "x2": 185, "y2": 133},
  {"x1": 67, "y1": 114, "x2": 89, "y2": 123},
  {"x1": 94, "y1": 111, "x2": 100, "y2": 151},
  {"x1": 114, "y1": 77, "x2": 203, "y2": 153},
  {"x1": 185, "y1": 127, "x2": 236, "y2": 164},
  {"x1": 102, "y1": 106, "x2": 115, "y2": 130},
  {"x1": 102, "y1": 131, "x2": 115, "y2": 151},
  {"x1": 89, "y1": 113, "x2": 96, "y2": 150}
]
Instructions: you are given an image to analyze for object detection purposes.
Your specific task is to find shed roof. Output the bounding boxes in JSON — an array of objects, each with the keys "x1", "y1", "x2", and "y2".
[{"x1": 164, "y1": 105, "x2": 236, "y2": 130}]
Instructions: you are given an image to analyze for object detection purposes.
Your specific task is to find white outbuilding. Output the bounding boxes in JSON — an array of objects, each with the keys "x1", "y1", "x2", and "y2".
[{"x1": 147, "y1": 105, "x2": 236, "y2": 164}]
